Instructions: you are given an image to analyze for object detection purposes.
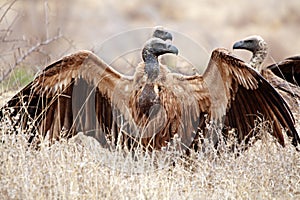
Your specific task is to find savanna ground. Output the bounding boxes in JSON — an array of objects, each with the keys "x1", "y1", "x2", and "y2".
[{"x1": 0, "y1": 0, "x2": 300, "y2": 199}]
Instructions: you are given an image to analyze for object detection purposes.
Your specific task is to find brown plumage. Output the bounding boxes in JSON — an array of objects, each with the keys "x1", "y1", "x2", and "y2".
[
  {"x1": 1, "y1": 32, "x2": 299, "y2": 152},
  {"x1": 268, "y1": 56, "x2": 300, "y2": 86},
  {"x1": 233, "y1": 35, "x2": 300, "y2": 113}
]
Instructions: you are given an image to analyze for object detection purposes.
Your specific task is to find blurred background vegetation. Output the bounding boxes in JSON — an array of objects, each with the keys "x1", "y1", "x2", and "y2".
[{"x1": 1, "y1": 0, "x2": 300, "y2": 90}]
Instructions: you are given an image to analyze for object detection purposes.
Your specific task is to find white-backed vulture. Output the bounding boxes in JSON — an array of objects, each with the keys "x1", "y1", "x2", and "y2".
[
  {"x1": 233, "y1": 35, "x2": 300, "y2": 112},
  {"x1": 1, "y1": 32, "x2": 299, "y2": 152}
]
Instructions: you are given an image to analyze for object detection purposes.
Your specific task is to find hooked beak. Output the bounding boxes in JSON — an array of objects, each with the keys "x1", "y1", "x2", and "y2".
[
  {"x1": 233, "y1": 40, "x2": 246, "y2": 50},
  {"x1": 163, "y1": 32, "x2": 173, "y2": 41},
  {"x1": 233, "y1": 39, "x2": 257, "y2": 52},
  {"x1": 166, "y1": 44, "x2": 179, "y2": 55}
]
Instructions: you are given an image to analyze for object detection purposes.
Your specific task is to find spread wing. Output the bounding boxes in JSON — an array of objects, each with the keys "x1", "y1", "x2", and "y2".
[
  {"x1": 205, "y1": 48, "x2": 299, "y2": 146},
  {"x1": 1, "y1": 50, "x2": 133, "y2": 145},
  {"x1": 171, "y1": 48, "x2": 299, "y2": 147},
  {"x1": 267, "y1": 56, "x2": 300, "y2": 86}
]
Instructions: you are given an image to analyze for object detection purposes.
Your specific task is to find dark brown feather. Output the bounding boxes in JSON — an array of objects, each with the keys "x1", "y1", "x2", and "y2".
[
  {"x1": 267, "y1": 56, "x2": 300, "y2": 86},
  {"x1": 200, "y1": 48, "x2": 299, "y2": 147}
]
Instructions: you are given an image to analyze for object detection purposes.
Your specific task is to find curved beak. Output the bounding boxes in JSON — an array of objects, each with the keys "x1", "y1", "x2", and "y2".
[
  {"x1": 233, "y1": 40, "x2": 246, "y2": 50},
  {"x1": 166, "y1": 44, "x2": 179, "y2": 55},
  {"x1": 163, "y1": 32, "x2": 173, "y2": 41}
]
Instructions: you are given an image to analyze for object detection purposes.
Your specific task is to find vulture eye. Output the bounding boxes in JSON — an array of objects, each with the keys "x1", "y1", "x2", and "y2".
[{"x1": 157, "y1": 85, "x2": 162, "y2": 92}]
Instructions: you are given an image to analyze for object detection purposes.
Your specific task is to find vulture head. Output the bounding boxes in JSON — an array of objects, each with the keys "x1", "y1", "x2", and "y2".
[
  {"x1": 142, "y1": 38, "x2": 178, "y2": 81},
  {"x1": 233, "y1": 35, "x2": 300, "y2": 86},
  {"x1": 233, "y1": 35, "x2": 268, "y2": 72},
  {"x1": 152, "y1": 26, "x2": 173, "y2": 41}
]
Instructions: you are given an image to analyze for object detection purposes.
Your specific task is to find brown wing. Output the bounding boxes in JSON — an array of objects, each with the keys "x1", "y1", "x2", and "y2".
[
  {"x1": 267, "y1": 56, "x2": 300, "y2": 86},
  {"x1": 0, "y1": 50, "x2": 133, "y2": 145},
  {"x1": 261, "y1": 69, "x2": 300, "y2": 112},
  {"x1": 173, "y1": 48, "x2": 299, "y2": 148},
  {"x1": 205, "y1": 48, "x2": 299, "y2": 147}
]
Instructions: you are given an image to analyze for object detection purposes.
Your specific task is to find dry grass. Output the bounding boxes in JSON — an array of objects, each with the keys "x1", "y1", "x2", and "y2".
[{"x1": 0, "y1": 122, "x2": 299, "y2": 199}]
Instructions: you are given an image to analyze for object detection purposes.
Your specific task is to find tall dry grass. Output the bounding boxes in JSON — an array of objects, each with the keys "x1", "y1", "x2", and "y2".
[{"x1": 0, "y1": 123, "x2": 299, "y2": 199}]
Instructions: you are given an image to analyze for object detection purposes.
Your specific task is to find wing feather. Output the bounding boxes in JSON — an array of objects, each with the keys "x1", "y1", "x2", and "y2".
[
  {"x1": 202, "y1": 48, "x2": 299, "y2": 146},
  {"x1": 161, "y1": 48, "x2": 299, "y2": 148},
  {"x1": 1, "y1": 50, "x2": 133, "y2": 144},
  {"x1": 262, "y1": 69, "x2": 300, "y2": 111},
  {"x1": 267, "y1": 56, "x2": 300, "y2": 85}
]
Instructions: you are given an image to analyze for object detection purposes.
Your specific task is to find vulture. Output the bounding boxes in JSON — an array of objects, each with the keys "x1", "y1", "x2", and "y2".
[
  {"x1": 1, "y1": 30, "x2": 299, "y2": 153},
  {"x1": 233, "y1": 35, "x2": 300, "y2": 112}
]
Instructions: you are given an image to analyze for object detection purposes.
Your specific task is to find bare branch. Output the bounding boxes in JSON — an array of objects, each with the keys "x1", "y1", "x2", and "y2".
[
  {"x1": 0, "y1": 32, "x2": 63, "y2": 82},
  {"x1": 0, "y1": 0, "x2": 18, "y2": 23},
  {"x1": 1, "y1": 12, "x2": 21, "y2": 42}
]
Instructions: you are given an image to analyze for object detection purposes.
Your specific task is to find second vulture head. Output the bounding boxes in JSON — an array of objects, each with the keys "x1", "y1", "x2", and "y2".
[
  {"x1": 233, "y1": 35, "x2": 267, "y2": 54},
  {"x1": 152, "y1": 26, "x2": 173, "y2": 41},
  {"x1": 232, "y1": 35, "x2": 268, "y2": 72}
]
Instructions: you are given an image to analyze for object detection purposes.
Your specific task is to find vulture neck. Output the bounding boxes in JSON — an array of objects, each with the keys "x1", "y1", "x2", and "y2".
[
  {"x1": 250, "y1": 48, "x2": 267, "y2": 73},
  {"x1": 143, "y1": 49, "x2": 160, "y2": 82}
]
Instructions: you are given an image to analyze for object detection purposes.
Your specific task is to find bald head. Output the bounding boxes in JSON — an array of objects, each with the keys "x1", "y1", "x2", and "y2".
[
  {"x1": 233, "y1": 35, "x2": 268, "y2": 72},
  {"x1": 142, "y1": 38, "x2": 178, "y2": 59},
  {"x1": 152, "y1": 26, "x2": 173, "y2": 41},
  {"x1": 233, "y1": 35, "x2": 268, "y2": 53}
]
